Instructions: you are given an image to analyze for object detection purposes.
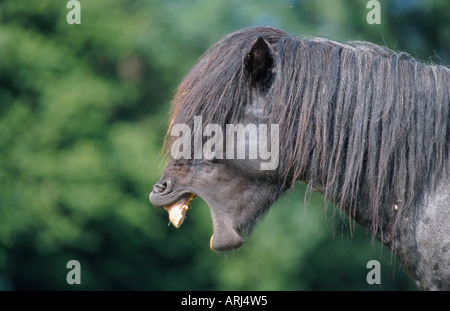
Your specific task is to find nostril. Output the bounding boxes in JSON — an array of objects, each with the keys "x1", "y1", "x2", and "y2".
[
  {"x1": 152, "y1": 180, "x2": 173, "y2": 194},
  {"x1": 153, "y1": 182, "x2": 166, "y2": 194}
]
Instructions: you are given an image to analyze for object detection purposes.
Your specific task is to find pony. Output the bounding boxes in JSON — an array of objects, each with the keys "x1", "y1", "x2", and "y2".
[{"x1": 149, "y1": 26, "x2": 450, "y2": 290}]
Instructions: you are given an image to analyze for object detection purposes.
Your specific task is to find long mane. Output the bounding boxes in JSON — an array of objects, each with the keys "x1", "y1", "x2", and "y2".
[{"x1": 164, "y1": 26, "x2": 450, "y2": 236}]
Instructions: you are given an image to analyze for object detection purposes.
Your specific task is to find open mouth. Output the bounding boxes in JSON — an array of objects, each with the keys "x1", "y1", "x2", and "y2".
[
  {"x1": 163, "y1": 193, "x2": 197, "y2": 228},
  {"x1": 150, "y1": 186, "x2": 244, "y2": 252}
]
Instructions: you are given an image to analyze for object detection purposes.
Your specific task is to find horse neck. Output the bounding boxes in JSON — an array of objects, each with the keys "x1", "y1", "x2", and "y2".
[{"x1": 291, "y1": 58, "x2": 450, "y2": 253}]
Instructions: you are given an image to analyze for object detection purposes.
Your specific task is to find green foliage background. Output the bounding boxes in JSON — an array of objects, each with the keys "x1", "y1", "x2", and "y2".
[{"x1": 0, "y1": 0, "x2": 448, "y2": 290}]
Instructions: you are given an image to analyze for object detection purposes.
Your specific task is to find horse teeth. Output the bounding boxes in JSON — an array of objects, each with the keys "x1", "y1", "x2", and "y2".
[{"x1": 164, "y1": 194, "x2": 196, "y2": 228}]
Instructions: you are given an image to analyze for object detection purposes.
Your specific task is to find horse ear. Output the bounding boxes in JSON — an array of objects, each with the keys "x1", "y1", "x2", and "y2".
[{"x1": 245, "y1": 37, "x2": 275, "y2": 89}]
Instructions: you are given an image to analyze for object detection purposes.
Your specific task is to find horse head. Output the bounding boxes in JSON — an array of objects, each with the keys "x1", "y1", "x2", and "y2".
[{"x1": 150, "y1": 28, "x2": 286, "y2": 251}]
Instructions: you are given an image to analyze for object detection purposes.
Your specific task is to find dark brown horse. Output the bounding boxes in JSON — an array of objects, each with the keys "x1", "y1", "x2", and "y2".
[{"x1": 150, "y1": 27, "x2": 450, "y2": 290}]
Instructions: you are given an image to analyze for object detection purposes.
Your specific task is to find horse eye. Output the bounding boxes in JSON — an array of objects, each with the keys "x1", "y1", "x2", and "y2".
[
  {"x1": 209, "y1": 157, "x2": 220, "y2": 164},
  {"x1": 172, "y1": 160, "x2": 190, "y2": 169}
]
